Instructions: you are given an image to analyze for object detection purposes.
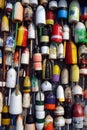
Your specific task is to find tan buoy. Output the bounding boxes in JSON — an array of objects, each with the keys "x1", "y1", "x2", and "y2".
[
  {"x1": 22, "y1": 93, "x2": 30, "y2": 108},
  {"x1": 65, "y1": 86, "x2": 72, "y2": 103},
  {"x1": 9, "y1": 90, "x2": 22, "y2": 115},
  {"x1": 16, "y1": 114, "x2": 24, "y2": 130},
  {"x1": 12, "y1": 2, "x2": 23, "y2": 23},
  {"x1": 61, "y1": 68, "x2": 69, "y2": 85},
  {"x1": 22, "y1": 0, "x2": 30, "y2": 6},
  {"x1": 0, "y1": 92, "x2": 3, "y2": 112},
  {"x1": 54, "y1": 105, "x2": 64, "y2": 116}
]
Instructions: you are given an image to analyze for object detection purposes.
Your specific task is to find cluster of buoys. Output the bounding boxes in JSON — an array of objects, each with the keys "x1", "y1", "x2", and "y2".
[{"x1": 0, "y1": 0, "x2": 87, "y2": 130}]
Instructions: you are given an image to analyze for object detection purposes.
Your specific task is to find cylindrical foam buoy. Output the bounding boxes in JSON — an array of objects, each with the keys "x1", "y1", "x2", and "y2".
[
  {"x1": 75, "y1": 22, "x2": 87, "y2": 43},
  {"x1": 25, "y1": 107, "x2": 36, "y2": 130},
  {"x1": 6, "y1": 67, "x2": 17, "y2": 88},
  {"x1": 72, "y1": 84, "x2": 83, "y2": 96},
  {"x1": 65, "y1": 41, "x2": 77, "y2": 64},
  {"x1": 57, "y1": 0, "x2": 68, "y2": 19},
  {"x1": 24, "y1": 6, "x2": 33, "y2": 22},
  {"x1": 57, "y1": 85, "x2": 65, "y2": 103},
  {"x1": 28, "y1": 23, "x2": 35, "y2": 39},
  {"x1": 9, "y1": 90, "x2": 22, "y2": 115},
  {"x1": 6, "y1": 2, "x2": 13, "y2": 17},
  {"x1": 54, "y1": 105, "x2": 64, "y2": 116},
  {"x1": 57, "y1": 43, "x2": 64, "y2": 60},
  {"x1": 22, "y1": 0, "x2": 30, "y2": 7},
  {"x1": 22, "y1": 93, "x2": 30, "y2": 108},
  {"x1": 41, "y1": 81, "x2": 52, "y2": 92},
  {"x1": 30, "y1": 0, "x2": 38, "y2": 8},
  {"x1": 21, "y1": 48, "x2": 29, "y2": 65},
  {"x1": 36, "y1": 5, "x2": 46, "y2": 26},
  {"x1": 45, "y1": 91, "x2": 56, "y2": 110},
  {"x1": 46, "y1": 10, "x2": 54, "y2": 25},
  {"x1": 73, "y1": 102, "x2": 84, "y2": 129},
  {"x1": 1, "y1": 15, "x2": 9, "y2": 32},
  {"x1": 0, "y1": 0, "x2": 5, "y2": 10},
  {"x1": 70, "y1": 65, "x2": 79, "y2": 83},
  {"x1": 80, "y1": 5, "x2": 87, "y2": 20},
  {"x1": 12, "y1": 2, "x2": 23, "y2": 22},
  {"x1": 35, "y1": 92, "x2": 44, "y2": 111},
  {"x1": 49, "y1": 43, "x2": 57, "y2": 59},
  {"x1": 54, "y1": 116, "x2": 65, "y2": 127},
  {"x1": 65, "y1": 86, "x2": 72, "y2": 103},
  {"x1": 51, "y1": 24, "x2": 63, "y2": 43},
  {"x1": 63, "y1": 24, "x2": 69, "y2": 40},
  {"x1": 16, "y1": 25, "x2": 28, "y2": 47},
  {"x1": 49, "y1": 0, "x2": 57, "y2": 10},
  {"x1": 0, "y1": 92, "x2": 3, "y2": 112},
  {"x1": 23, "y1": 76, "x2": 31, "y2": 93},
  {"x1": 36, "y1": 110, "x2": 45, "y2": 130},
  {"x1": 16, "y1": 115, "x2": 24, "y2": 130},
  {"x1": 2, "y1": 97, "x2": 10, "y2": 126},
  {"x1": 52, "y1": 64, "x2": 60, "y2": 83},
  {"x1": 42, "y1": 58, "x2": 52, "y2": 80},
  {"x1": 61, "y1": 68, "x2": 69, "y2": 85},
  {"x1": 68, "y1": 0, "x2": 80, "y2": 23},
  {"x1": 31, "y1": 75, "x2": 39, "y2": 92},
  {"x1": 44, "y1": 115, "x2": 54, "y2": 130}
]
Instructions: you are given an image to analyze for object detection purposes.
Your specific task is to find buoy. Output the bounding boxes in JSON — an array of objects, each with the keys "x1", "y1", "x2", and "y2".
[
  {"x1": 72, "y1": 84, "x2": 83, "y2": 96},
  {"x1": 16, "y1": 25, "x2": 28, "y2": 47},
  {"x1": 24, "y1": 6, "x2": 33, "y2": 22},
  {"x1": 57, "y1": 0, "x2": 68, "y2": 19},
  {"x1": 1, "y1": 15, "x2": 9, "y2": 32},
  {"x1": 54, "y1": 116, "x2": 65, "y2": 127},
  {"x1": 2, "y1": 97, "x2": 10, "y2": 126},
  {"x1": 74, "y1": 22, "x2": 87, "y2": 43},
  {"x1": 51, "y1": 24, "x2": 63, "y2": 43},
  {"x1": 49, "y1": 43, "x2": 57, "y2": 59},
  {"x1": 45, "y1": 91, "x2": 56, "y2": 110},
  {"x1": 22, "y1": 0, "x2": 30, "y2": 6},
  {"x1": 21, "y1": 48, "x2": 29, "y2": 65},
  {"x1": 61, "y1": 68, "x2": 69, "y2": 85},
  {"x1": 54, "y1": 105, "x2": 64, "y2": 116},
  {"x1": 42, "y1": 58, "x2": 52, "y2": 80},
  {"x1": 57, "y1": 85, "x2": 65, "y2": 103},
  {"x1": 9, "y1": 90, "x2": 22, "y2": 115},
  {"x1": 65, "y1": 41, "x2": 77, "y2": 64},
  {"x1": 0, "y1": 0, "x2": 5, "y2": 10},
  {"x1": 22, "y1": 93, "x2": 30, "y2": 108},
  {"x1": 46, "y1": 10, "x2": 54, "y2": 25},
  {"x1": 57, "y1": 43, "x2": 64, "y2": 60},
  {"x1": 35, "y1": 92, "x2": 44, "y2": 111},
  {"x1": 6, "y1": 67, "x2": 17, "y2": 88},
  {"x1": 70, "y1": 65, "x2": 79, "y2": 83},
  {"x1": 73, "y1": 102, "x2": 84, "y2": 129},
  {"x1": 69, "y1": 0, "x2": 80, "y2": 23},
  {"x1": 25, "y1": 105, "x2": 36, "y2": 130},
  {"x1": 52, "y1": 64, "x2": 60, "y2": 83},
  {"x1": 31, "y1": 75, "x2": 39, "y2": 92},
  {"x1": 12, "y1": 2, "x2": 23, "y2": 23},
  {"x1": 44, "y1": 115, "x2": 54, "y2": 130},
  {"x1": 36, "y1": 110, "x2": 45, "y2": 130},
  {"x1": 23, "y1": 76, "x2": 31, "y2": 93},
  {"x1": 49, "y1": 0, "x2": 57, "y2": 10},
  {"x1": 36, "y1": 5, "x2": 46, "y2": 26},
  {"x1": 41, "y1": 81, "x2": 52, "y2": 92},
  {"x1": 16, "y1": 115, "x2": 24, "y2": 130}
]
